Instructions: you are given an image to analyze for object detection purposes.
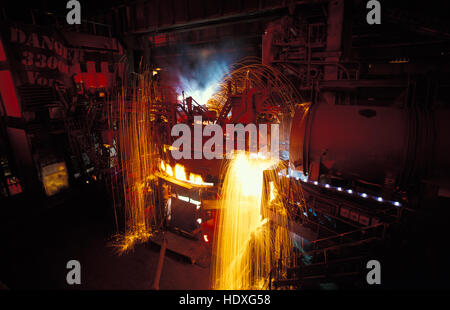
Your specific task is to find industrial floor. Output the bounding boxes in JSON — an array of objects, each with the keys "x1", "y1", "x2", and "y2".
[
  {"x1": 0, "y1": 183, "x2": 210, "y2": 290},
  {"x1": 2, "y1": 182, "x2": 450, "y2": 290}
]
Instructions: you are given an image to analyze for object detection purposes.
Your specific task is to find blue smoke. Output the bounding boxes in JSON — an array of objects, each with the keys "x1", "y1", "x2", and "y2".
[{"x1": 176, "y1": 47, "x2": 233, "y2": 106}]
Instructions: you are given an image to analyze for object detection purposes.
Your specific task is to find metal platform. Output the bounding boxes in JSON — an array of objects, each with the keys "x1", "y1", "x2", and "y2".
[{"x1": 148, "y1": 231, "x2": 210, "y2": 266}]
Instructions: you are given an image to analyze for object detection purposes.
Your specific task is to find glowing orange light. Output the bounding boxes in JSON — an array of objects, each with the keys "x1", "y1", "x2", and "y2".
[
  {"x1": 110, "y1": 69, "x2": 162, "y2": 253},
  {"x1": 174, "y1": 164, "x2": 187, "y2": 181},
  {"x1": 42, "y1": 162, "x2": 69, "y2": 196},
  {"x1": 160, "y1": 160, "x2": 212, "y2": 186},
  {"x1": 212, "y1": 153, "x2": 294, "y2": 290},
  {"x1": 269, "y1": 181, "x2": 276, "y2": 203}
]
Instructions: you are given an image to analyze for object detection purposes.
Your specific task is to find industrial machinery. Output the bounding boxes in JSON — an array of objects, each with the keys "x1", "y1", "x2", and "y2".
[
  {"x1": 0, "y1": 11, "x2": 126, "y2": 201},
  {"x1": 258, "y1": 1, "x2": 450, "y2": 288},
  {"x1": 102, "y1": 0, "x2": 450, "y2": 288},
  {"x1": 1, "y1": 0, "x2": 450, "y2": 291}
]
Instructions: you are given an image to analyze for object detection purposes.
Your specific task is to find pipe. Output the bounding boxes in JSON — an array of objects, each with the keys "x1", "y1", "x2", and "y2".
[
  {"x1": 289, "y1": 101, "x2": 450, "y2": 191},
  {"x1": 152, "y1": 234, "x2": 167, "y2": 290}
]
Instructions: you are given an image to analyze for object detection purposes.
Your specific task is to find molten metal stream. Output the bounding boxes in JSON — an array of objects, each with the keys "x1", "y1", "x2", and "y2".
[
  {"x1": 212, "y1": 153, "x2": 293, "y2": 289},
  {"x1": 110, "y1": 69, "x2": 161, "y2": 253}
]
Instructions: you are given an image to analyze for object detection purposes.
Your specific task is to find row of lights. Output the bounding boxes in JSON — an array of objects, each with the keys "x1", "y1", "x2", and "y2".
[{"x1": 278, "y1": 172, "x2": 402, "y2": 207}]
